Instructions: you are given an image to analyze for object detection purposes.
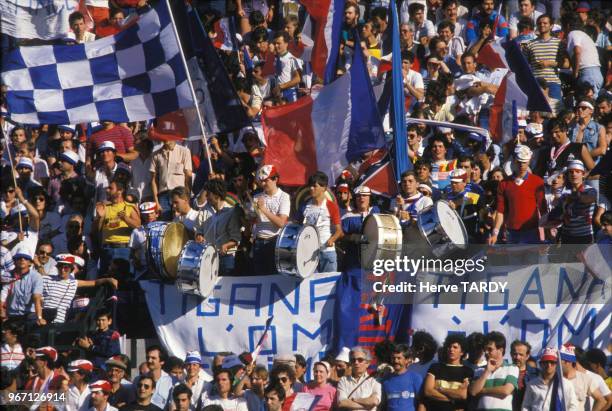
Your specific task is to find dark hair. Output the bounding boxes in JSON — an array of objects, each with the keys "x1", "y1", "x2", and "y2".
[
  {"x1": 485, "y1": 331, "x2": 506, "y2": 353},
  {"x1": 443, "y1": 334, "x2": 467, "y2": 355},
  {"x1": 408, "y1": 2, "x2": 425, "y2": 14},
  {"x1": 68, "y1": 11, "x2": 84, "y2": 25},
  {"x1": 249, "y1": 10, "x2": 265, "y2": 27},
  {"x1": 549, "y1": 117, "x2": 568, "y2": 133},
  {"x1": 252, "y1": 27, "x2": 269, "y2": 43},
  {"x1": 234, "y1": 76, "x2": 250, "y2": 94},
  {"x1": 146, "y1": 345, "x2": 167, "y2": 363},
  {"x1": 308, "y1": 171, "x2": 329, "y2": 187},
  {"x1": 172, "y1": 383, "x2": 192, "y2": 400},
  {"x1": 517, "y1": 16, "x2": 534, "y2": 32},
  {"x1": 270, "y1": 363, "x2": 297, "y2": 383},
  {"x1": 461, "y1": 52, "x2": 476, "y2": 64},
  {"x1": 294, "y1": 354, "x2": 307, "y2": 368},
  {"x1": 109, "y1": 7, "x2": 124, "y2": 18},
  {"x1": 411, "y1": 331, "x2": 438, "y2": 363},
  {"x1": 466, "y1": 332, "x2": 486, "y2": 355},
  {"x1": 0, "y1": 367, "x2": 17, "y2": 390},
  {"x1": 442, "y1": 0, "x2": 458, "y2": 8},
  {"x1": 202, "y1": 406, "x2": 224, "y2": 411},
  {"x1": 95, "y1": 309, "x2": 112, "y2": 320},
  {"x1": 165, "y1": 356, "x2": 185, "y2": 372},
  {"x1": 401, "y1": 49, "x2": 415, "y2": 63},
  {"x1": 400, "y1": 170, "x2": 417, "y2": 180},
  {"x1": 139, "y1": 374, "x2": 156, "y2": 389},
  {"x1": 510, "y1": 340, "x2": 532, "y2": 354},
  {"x1": 585, "y1": 348, "x2": 607, "y2": 368},
  {"x1": 536, "y1": 13, "x2": 551, "y2": 25},
  {"x1": 414, "y1": 159, "x2": 432, "y2": 171},
  {"x1": 264, "y1": 383, "x2": 286, "y2": 401},
  {"x1": 391, "y1": 343, "x2": 413, "y2": 359},
  {"x1": 110, "y1": 178, "x2": 127, "y2": 194},
  {"x1": 171, "y1": 186, "x2": 190, "y2": 200},
  {"x1": 205, "y1": 179, "x2": 227, "y2": 199},
  {"x1": 36, "y1": 239, "x2": 54, "y2": 252},
  {"x1": 601, "y1": 210, "x2": 612, "y2": 226},
  {"x1": 370, "y1": 7, "x2": 387, "y2": 22},
  {"x1": 437, "y1": 20, "x2": 456, "y2": 34},
  {"x1": 273, "y1": 30, "x2": 291, "y2": 44},
  {"x1": 458, "y1": 156, "x2": 475, "y2": 167}
]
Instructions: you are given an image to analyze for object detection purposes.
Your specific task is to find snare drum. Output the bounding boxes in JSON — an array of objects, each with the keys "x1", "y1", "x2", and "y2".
[
  {"x1": 415, "y1": 201, "x2": 468, "y2": 257},
  {"x1": 275, "y1": 223, "x2": 320, "y2": 279},
  {"x1": 176, "y1": 241, "x2": 219, "y2": 298},
  {"x1": 362, "y1": 214, "x2": 403, "y2": 269},
  {"x1": 147, "y1": 222, "x2": 190, "y2": 280}
]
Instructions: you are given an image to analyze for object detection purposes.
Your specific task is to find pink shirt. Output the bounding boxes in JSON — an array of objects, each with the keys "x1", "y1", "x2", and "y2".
[{"x1": 301, "y1": 383, "x2": 336, "y2": 411}]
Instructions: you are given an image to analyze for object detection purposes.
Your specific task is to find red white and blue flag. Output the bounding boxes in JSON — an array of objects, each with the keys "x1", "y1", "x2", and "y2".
[
  {"x1": 262, "y1": 35, "x2": 385, "y2": 186},
  {"x1": 299, "y1": 0, "x2": 345, "y2": 83},
  {"x1": 477, "y1": 39, "x2": 551, "y2": 143}
]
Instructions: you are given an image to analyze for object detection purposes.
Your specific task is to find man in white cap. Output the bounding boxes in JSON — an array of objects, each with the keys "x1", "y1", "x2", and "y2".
[
  {"x1": 489, "y1": 145, "x2": 547, "y2": 245},
  {"x1": 129, "y1": 202, "x2": 159, "y2": 279},
  {"x1": 3, "y1": 186, "x2": 40, "y2": 255},
  {"x1": 168, "y1": 351, "x2": 212, "y2": 410},
  {"x1": 48, "y1": 149, "x2": 81, "y2": 202},
  {"x1": 547, "y1": 160, "x2": 597, "y2": 244},
  {"x1": 331, "y1": 347, "x2": 351, "y2": 386},
  {"x1": 42, "y1": 254, "x2": 117, "y2": 323},
  {"x1": 0, "y1": 250, "x2": 45, "y2": 326},
  {"x1": 89, "y1": 379, "x2": 118, "y2": 411},
  {"x1": 445, "y1": 168, "x2": 485, "y2": 241},
  {"x1": 94, "y1": 141, "x2": 120, "y2": 203},
  {"x1": 559, "y1": 343, "x2": 606, "y2": 411},
  {"x1": 252, "y1": 164, "x2": 290, "y2": 275},
  {"x1": 27, "y1": 346, "x2": 66, "y2": 395},
  {"x1": 15, "y1": 156, "x2": 41, "y2": 193},
  {"x1": 522, "y1": 348, "x2": 578, "y2": 410},
  {"x1": 66, "y1": 359, "x2": 94, "y2": 411},
  {"x1": 340, "y1": 186, "x2": 381, "y2": 269}
]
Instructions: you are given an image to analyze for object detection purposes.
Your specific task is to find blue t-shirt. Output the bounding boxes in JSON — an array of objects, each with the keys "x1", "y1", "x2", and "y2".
[{"x1": 382, "y1": 371, "x2": 423, "y2": 411}]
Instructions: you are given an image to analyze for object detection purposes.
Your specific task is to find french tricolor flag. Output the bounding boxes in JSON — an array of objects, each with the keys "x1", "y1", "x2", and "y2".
[
  {"x1": 299, "y1": 0, "x2": 345, "y2": 83},
  {"x1": 477, "y1": 39, "x2": 551, "y2": 143},
  {"x1": 262, "y1": 35, "x2": 385, "y2": 186}
]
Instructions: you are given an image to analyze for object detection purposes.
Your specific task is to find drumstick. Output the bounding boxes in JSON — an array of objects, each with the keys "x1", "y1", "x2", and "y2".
[{"x1": 3, "y1": 138, "x2": 23, "y2": 233}]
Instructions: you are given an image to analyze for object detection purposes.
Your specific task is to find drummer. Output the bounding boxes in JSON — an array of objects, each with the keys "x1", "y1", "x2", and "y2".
[
  {"x1": 340, "y1": 186, "x2": 379, "y2": 270},
  {"x1": 444, "y1": 169, "x2": 484, "y2": 242},
  {"x1": 295, "y1": 171, "x2": 343, "y2": 273},
  {"x1": 171, "y1": 186, "x2": 209, "y2": 241},
  {"x1": 252, "y1": 165, "x2": 290, "y2": 275},
  {"x1": 390, "y1": 171, "x2": 433, "y2": 226},
  {"x1": 129, "y1": 202, "x2": 159, "y2": 279}
]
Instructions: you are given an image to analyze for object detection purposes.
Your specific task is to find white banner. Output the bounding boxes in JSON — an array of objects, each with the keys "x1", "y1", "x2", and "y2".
[
  {"x1": 1, "y1": 0, "x2": 78, "y2": 40},
  {"x1": 410, "y1": 263, "x2": 611, "y2": 355},
  {"x1": 141, "y1": 272, "x2": 341, "y2": 373}
]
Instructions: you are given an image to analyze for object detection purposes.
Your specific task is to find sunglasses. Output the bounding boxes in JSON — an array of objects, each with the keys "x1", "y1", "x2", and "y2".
[
  {"x1": 540, "y1": 361, "x2": 556, "y2": 366},
  {"x1": 350, "y1": 357, "x2": 366, "y2": 363},
  {"x1": 137, "y1": 384, "x2": 151, "y2": 388}
]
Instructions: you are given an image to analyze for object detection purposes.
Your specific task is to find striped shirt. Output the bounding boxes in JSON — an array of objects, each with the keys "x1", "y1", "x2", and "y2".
[
  {"x1": 42, "y1": 276, "x2": 78, "y2": 323},
  {"x1": 88, "y1": 125, "x2": 134, "y2": 156},
  {"x1": 474, "y1": 362, "x2": 519, "y2": 411},
  {"x1": 557, "y1": 185, "x2": 597, "y2": 238},
  {"x1": 1, "y1": 343, "x2": 25, "y2": 370},
  {"x1": 525, "y1": 36, "x2": 561, "y2": 85}
]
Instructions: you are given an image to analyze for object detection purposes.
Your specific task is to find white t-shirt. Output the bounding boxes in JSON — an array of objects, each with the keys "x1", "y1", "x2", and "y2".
[
  {"x1": 567, "y1": 30, "x2": 601, "y2": 70},
  {"x1": 567, "y1": 370, "x2": 600, "y2": 411},
  {"x1": 202, "y1": 395, "x2": 248, "y2": 411},
  {"x1": 275, "y1": 52, "x2": 300, "y2": 85},
  {"x1": 404, "y1": 69, "x2": 424, "y2": 101},
  {"x1": 253, "y1": 188, "x2": 291, "y2": 239}
]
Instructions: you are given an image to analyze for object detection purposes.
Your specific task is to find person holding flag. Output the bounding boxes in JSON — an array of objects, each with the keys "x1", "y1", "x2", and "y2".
[{"x1": 521, "y1": 347, "x2": 578, "y2": 410}]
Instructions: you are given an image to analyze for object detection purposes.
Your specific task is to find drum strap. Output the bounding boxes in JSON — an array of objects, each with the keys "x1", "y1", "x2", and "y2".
[{"x1": 347, "y1": 375, "x2": 373, "y2": 399}]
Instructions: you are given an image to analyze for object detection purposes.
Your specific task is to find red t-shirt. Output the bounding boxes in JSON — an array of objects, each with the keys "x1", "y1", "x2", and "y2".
[
  {"x1": 89, "y1": 125, "x2": 134, "y2": 156},
  {"x1": 496, "y1": 174, "x2": 546, "y2": 231}
]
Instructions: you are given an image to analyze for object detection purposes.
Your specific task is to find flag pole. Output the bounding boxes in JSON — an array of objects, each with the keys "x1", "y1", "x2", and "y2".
[
  {"x1": 3, "y1": 139, "x2": 23, "y2": 233},
  {"x1": 164, "y1": 0, "x2": 214, "y2": 174}
]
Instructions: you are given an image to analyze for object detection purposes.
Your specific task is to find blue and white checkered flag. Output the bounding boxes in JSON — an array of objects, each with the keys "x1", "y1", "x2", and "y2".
[{"x1": 1, "y1": 0, "x2": 194, "y2": 125}]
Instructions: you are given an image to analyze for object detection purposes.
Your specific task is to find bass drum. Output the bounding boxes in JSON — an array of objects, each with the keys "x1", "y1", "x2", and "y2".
[
  {"x1": 361, "y1": 214, "x2": 403, "y2": 270},
  {"x1": 275, "y1": 223, "x2": 320, "y2": 278},
  {"x1": 147, "y1": 222, "x2": 190, "y2": 281},
  {"x1": 176, "y1": 241, "x2": 219, "y2": 298},
  {"x1": 404, "y1": 200, "x2": 468, "y2": 258}
]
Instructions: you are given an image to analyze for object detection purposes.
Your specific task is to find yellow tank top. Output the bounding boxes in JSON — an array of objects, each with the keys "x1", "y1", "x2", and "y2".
[{"x1": 102, "y1": 201, "x2": 137, "y2": 244}]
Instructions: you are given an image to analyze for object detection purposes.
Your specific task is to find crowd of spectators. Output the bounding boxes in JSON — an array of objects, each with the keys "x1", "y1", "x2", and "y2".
[{"x1": 1, "y1": 0, "x2": 611, "y2": 410}]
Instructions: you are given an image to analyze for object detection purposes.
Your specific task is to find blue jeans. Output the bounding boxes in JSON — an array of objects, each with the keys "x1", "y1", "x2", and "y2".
[
  {"x1": 318, "y1": 250, "x2": 337, "y2": 273},
  {"x1": 220, "y1": 255, "x2": 235, "y2": 276},
  {"x1": 253, "y1": 238, "x2": 277, "y2": 275},
  {"x1": 99, "y1": 246, "x2": 131, "y2": 276},
  {"x1": 579, "y1": 67, "x2": 604, "y2": 97},
  {"x1": 507, "y1": 229, "x2": 540, "y2": 244},
  {"x1": 157, "y1": 191, "x2": 172, "y2": 221},
  {"x1": 547, "y1": 82, "x2": 562, "y2": 101}
]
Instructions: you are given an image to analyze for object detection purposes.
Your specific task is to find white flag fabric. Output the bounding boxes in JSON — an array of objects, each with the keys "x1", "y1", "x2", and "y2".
[
  {"x1": 0, "y1": 0, "x2": 78, "y2": 40},
  {"x1": 2, "y1": 0, "x2": 195, "y2": 125}
]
